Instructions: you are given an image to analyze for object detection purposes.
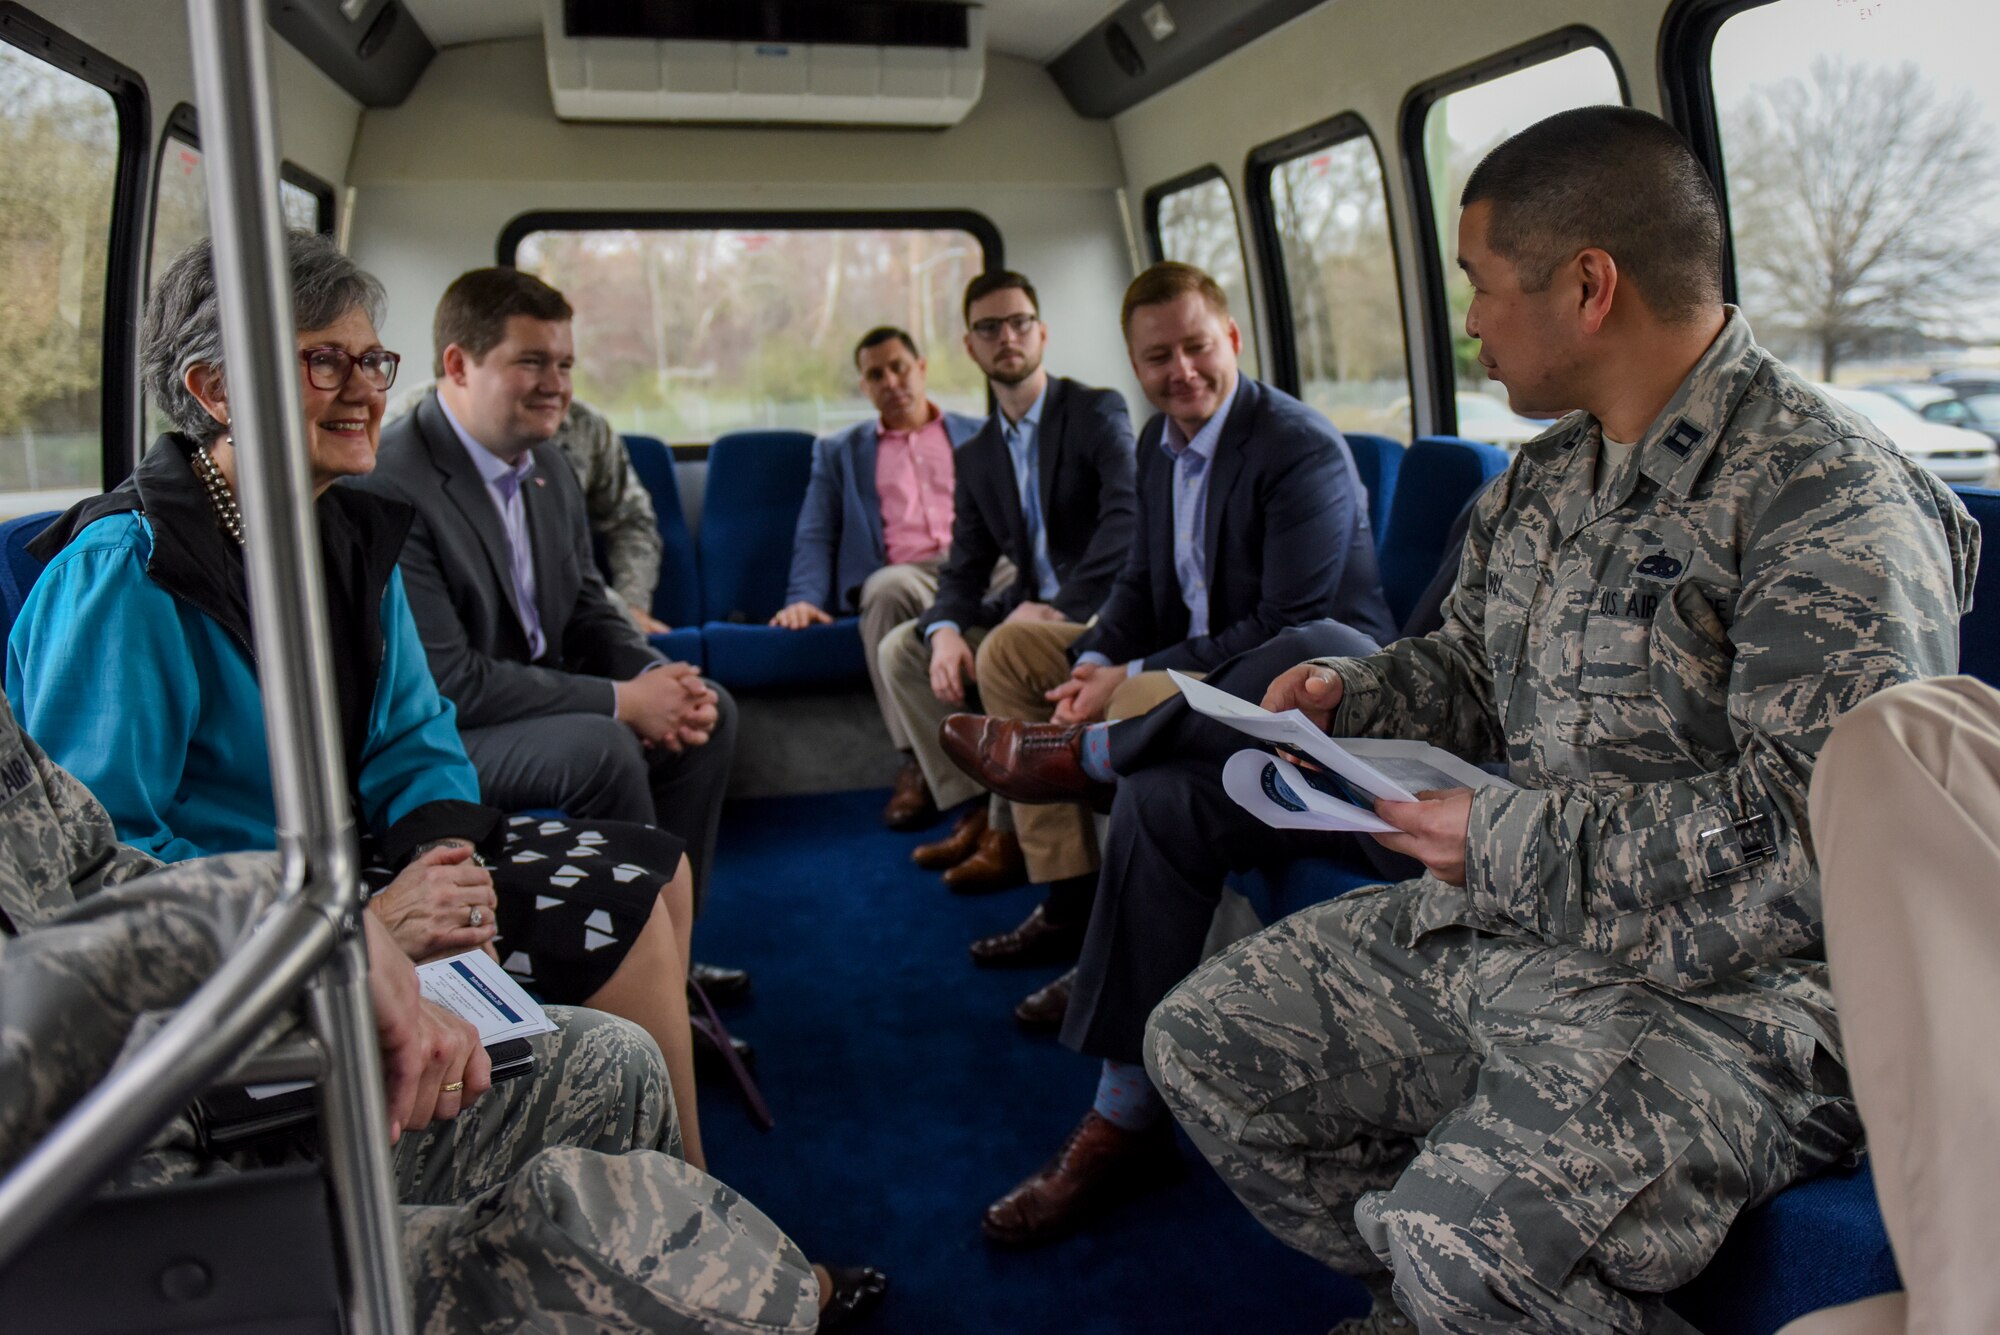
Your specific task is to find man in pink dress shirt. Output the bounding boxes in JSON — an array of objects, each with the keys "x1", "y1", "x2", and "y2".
[{"x1": 774, "y1": 327, "x2": 984, "y2": 826}]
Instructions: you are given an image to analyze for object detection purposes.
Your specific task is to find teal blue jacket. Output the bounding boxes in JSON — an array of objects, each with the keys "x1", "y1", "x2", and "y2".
[{"x1": 7, "y1": 440, "x2": 483, "y2": 865}]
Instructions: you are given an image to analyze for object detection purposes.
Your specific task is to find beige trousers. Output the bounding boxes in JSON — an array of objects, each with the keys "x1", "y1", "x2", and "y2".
[
  {"x1": 855, "y1": 562, "x2": 941, "y2": 751},
  {"x1": 1780, "y1": 675, "x2": 2000, "y2": 1335},
  {"x1": 880, "y1": 619, "x2": 992, "y2": 810},
  {"x1": 973, "y1": 621, "x2": 1188, "y2": 884}
]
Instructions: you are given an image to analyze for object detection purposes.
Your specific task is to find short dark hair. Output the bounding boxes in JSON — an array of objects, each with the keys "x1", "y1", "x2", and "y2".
[
  {"x1": 854, "y1": 326, "x2": 920, "y2": 366},
  {"x1": 1460, "y1": 105, "x2": 1723, "y2": 325},
  {"x1": 432, "y1": 267, "x2": 573, "y2": 375},
  {"x1": 1120, "y1": 261, "x2": 1229, "y2": 338},
  {"x1": 962, "y1": 270, "x2": 1038, "y2": 323}
]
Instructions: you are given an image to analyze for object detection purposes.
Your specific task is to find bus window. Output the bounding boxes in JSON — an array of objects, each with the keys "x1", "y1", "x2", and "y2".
[
  {"x1": 1256, "y1": 124, "x2": 1410, "y2": 441},
  {"x1": 150, "y1": 115, "x2": 333, "y2": 286},
  {"x1": 1144, "y1": 169, "x2": 1261, "y2": 377},
  {"x1": 0, "y1": 35, "x2": 122, "y2": 518},
  {"x1": 1710, "y1": 0, "x2": 2000, "y2": 391},
  {"x1": 507, "y1": 218, "x2": 994, "y2": 444},
  {"x1": 1418, "y1": 44, "x2": 1623, "y2": 437}
]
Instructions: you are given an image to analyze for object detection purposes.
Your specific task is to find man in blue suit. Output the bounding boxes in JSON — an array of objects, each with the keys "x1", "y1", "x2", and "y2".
[
  {"x1": 939, "y1": 262, "x2": 1395, "y2": 1247},
  {"x1": 772, "y1": 327, "x2": 983, "y2": 827}
]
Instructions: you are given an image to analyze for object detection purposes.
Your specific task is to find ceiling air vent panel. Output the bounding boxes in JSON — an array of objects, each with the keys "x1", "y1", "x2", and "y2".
[{"x1": 543, "y1": 0, "x2": 985, "y2": 126}]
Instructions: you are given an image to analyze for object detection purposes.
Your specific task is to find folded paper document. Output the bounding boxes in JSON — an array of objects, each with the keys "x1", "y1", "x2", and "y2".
[{"x1": 1170, "y1": 669, "x2": 1512, "y2": 832}]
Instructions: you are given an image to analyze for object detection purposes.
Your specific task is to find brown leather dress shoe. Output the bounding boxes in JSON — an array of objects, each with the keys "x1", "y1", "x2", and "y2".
[
  {"x1": 913, "y1": 806, "x2": 986, "y2": 870},
  {"x1": 882, "y1": 757, "x2": 938, "y2": 830},
  {"x1": 938, "y1": 716, "x2": 1114, "y2": 808},
  {"x1": 1014, "y1": 967, "x2": 1075, "y2": 1032},
  {"x1": 943, "y1": 829, "x2": 1028, "y2": 894},
  {"x1": 969, "y1": 903, "x2": 1085, "y2": 968},
  {"x1": 982, "y1": 1112, "x2": 1183, "y2": 1247}
]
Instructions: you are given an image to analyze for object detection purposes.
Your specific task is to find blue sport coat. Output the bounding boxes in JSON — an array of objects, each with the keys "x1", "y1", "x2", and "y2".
[
  {"x1": 1068, "y1": 375, "x2": 1396, "y2": 672},
  {"x1": 783, "y1": 409, "x2": 986, "y2": 613}
]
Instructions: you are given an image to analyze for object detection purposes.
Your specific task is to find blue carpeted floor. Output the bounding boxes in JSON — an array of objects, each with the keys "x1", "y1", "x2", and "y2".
[{"x1": 696, "y1": 788, "x2": 1369, "y2": 1335}]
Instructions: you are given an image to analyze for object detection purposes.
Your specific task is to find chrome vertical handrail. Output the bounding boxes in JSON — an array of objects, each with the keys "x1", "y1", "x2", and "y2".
[
  {"x1": 184, "y1": 2, "x2": 410, "y2": 1329},
  {"x1": 0, "y1": 7, "x2": 411, "y2": 1331}
]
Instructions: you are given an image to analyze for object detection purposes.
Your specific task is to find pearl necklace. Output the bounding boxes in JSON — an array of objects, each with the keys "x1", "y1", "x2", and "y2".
[{"x1": 190, "y1": 441, "x2": 245, "y2": 547}]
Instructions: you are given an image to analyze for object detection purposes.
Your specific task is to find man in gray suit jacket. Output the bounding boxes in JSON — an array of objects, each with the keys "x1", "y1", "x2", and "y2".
[{"x1": 356, "y1": 269, "x2": 735, "y2": 908}]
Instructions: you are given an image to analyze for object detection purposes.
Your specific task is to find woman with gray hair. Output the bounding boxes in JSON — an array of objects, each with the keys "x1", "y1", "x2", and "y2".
[{"x1": 5, "y1": 233, "x2": 739, "y2": 1181}]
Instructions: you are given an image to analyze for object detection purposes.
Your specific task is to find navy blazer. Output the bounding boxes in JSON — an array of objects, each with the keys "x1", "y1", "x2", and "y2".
[
  {"x1": 918, "y1": 377, "x2": 1138, "y2": 633},
  {"x1": 354, "y1": 392, "x2": 661, "y2": 728},
  {"x1": 1069, "y1": 375, "x2": 1395, "y2": 672},
  {"x1": 783, "y1": 408, "x2": 986, "y2": 614}
]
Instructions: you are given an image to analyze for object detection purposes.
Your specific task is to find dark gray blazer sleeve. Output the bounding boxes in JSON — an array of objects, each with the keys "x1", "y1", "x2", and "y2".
[
  {"x1": 1051, "y1": 390, "x2": 1138, "y2": 624},
  {"x1": 388, "y1": 499, "x2": 621, "y2": 728}
]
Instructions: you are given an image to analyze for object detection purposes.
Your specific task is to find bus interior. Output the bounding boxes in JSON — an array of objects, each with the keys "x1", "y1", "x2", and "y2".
[{"x1": 2, "y1": 0, "x2": 1997, "y2": 1330}]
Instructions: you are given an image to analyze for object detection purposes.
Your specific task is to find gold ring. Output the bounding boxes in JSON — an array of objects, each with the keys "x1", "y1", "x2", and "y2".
[{"x1": 441, "y1": 1081, "x2": 466, "y2": 1092}]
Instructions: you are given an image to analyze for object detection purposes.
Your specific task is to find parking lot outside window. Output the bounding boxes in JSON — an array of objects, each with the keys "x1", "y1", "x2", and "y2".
[
  {"x1": 1148, "y1": 173, "x2": 1260, "y2": 378},
  {"x1": 512, "y1": 225, "x2": 990, "y2": 445},
  {"x1": 1706, "y1": 0, "x2": 2000, "y2": 487},
  {"x1": 1264, "y1": 133, "x2": 1410, "y2": 441}
]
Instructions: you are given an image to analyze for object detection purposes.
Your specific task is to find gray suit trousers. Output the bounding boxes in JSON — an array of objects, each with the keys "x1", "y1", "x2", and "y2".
[{"x1": 459, "y1": 681, "x2": 737, "y2": 912}]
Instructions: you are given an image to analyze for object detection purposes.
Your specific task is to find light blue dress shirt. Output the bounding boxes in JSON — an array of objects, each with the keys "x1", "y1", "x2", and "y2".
[
  {"x1": 439, "y1": 395, "x2": 546, "y2": 662},
  {"x1": 928, "y1": 380, "x2": 1059, "y2": 640},
  {"x1": 1080, "y1": 388, "x2": 1232, "y2": 675}
]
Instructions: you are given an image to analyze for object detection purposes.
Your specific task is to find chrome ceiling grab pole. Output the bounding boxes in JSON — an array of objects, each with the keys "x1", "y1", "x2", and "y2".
[
  {"x1": 0, "y1": 2, "x2": 405, "y2": 1297},
  {"x1": 184, "y1": 2, "x2": 413, "y2": 1332}
]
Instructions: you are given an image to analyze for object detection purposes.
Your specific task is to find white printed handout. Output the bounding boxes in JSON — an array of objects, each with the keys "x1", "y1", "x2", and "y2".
[
  {"x1": 417, "y1": 950, "x2": 558, "y2": 1046},
  {"x1": 1221, "y1": 750, "x2": 1399, "y2": 834},
  {"x1": 1171, "y1": 670, "x2": 1513, "y2": 834}
]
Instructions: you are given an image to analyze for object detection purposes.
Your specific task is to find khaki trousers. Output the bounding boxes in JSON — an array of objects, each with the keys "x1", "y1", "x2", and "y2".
[
  {"x1": 856, "y1": 562, "x2": 941, "y2": 751},
  {"x1": 974, "y1": 620, "x2": 1190, "y2": 884},
  {"x1": 880, "y1": 619, "x2": 992, "y2": 809},
  {"x1": 1782, "y1": 675, "x2": 2000, "y2": 1335}
]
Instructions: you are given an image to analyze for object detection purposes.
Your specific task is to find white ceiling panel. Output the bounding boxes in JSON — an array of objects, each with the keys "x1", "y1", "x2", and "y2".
[{"x1": 398, "y1": 0, "x2": 1125, "y2": 62}]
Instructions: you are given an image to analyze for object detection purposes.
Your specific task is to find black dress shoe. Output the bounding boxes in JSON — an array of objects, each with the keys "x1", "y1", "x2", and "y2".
[
  {"x1": 1014, "y1": 968, "x2": 1075, "y2": 1032},
  {"x1": 688, "y1": 961, "x2": 752, "y2": 1006},
  {"x1": 969, "y1": 904, "x2": 1086, "y2": 968},
  {"x1": 816, "y1": 1265, "x2": 889, "y2": 1333}
]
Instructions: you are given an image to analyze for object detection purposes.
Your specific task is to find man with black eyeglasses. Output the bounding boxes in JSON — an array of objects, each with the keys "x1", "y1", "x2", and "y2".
[{"x1": 877, "y1": 272, "x2": 1137, "y2": 889}]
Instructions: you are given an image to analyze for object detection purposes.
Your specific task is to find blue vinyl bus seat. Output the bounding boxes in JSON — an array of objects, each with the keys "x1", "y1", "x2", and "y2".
[
  {"x1": 1340, "y1": 432, "x2": 1404, "y2": 548},
  {"x1": 1376, "y1": 436, "x2": 1510, "y2": 630},
  {"x1": 696, "y1": 430, "x2": 866, "y2": 689}
]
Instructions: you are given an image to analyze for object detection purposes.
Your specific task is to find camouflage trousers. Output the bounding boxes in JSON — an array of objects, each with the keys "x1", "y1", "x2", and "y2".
[
  {"x1": 394, "y1": 1006, "x2": 817, "y2": 1335},
  {"x1": 1145, "y1": 881, "x2": 1859, "y2": 1333}
]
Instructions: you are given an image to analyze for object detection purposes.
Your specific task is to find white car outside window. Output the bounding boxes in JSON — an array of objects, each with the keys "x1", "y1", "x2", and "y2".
[{"x1": 1820, "y1": 386, "x2": 1997, "y2": 485}]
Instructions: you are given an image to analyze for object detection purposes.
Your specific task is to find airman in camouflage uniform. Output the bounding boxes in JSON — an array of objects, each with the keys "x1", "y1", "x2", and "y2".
[
  {"x1": 0, "y1": 696, "x2": 815, "y2": 1333},
  {"x1": 1144, "y1": 113, "x2": 1979, "y2": 1330},
  {"x1": 390, "y1": 384, "x2": 666, "y2": 619}
]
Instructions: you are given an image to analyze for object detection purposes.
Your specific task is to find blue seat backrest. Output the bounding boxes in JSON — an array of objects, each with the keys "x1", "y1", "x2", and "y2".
[
  {"x1": 1341, "y1": 433, "x2": 1404, "y2": 546},
  {"x1": 698, "y1": 430, "x2": 817, "y2": 624},
  {"x1": 620, "y1": 434, "x2": 704, "y2": 628},
  {"x1": 0, "y1": 511, "x2": 58, "y2": 647},
  {"x1": 1377, "y1": 436, "x2": 1511, "y2": 630},
  {"x1": 1952, "y1": 486, "x2": 1999, "y2": 686}
]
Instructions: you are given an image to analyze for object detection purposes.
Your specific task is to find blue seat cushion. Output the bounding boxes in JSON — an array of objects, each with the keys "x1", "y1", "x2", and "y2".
[
  {"x1": 0, "y1": 510, "x2": 58, "y2": 646},
  {"x1": 646, "y1": 626, "x2": 705, "y2": 670},
  {"x1": 1340, "y1": 433, "x2": 1405, "y2": 547},
  {"x1": 1951, "y1": 486, "x2": 1998, "y2": 685},
  {"x1": 700, "y1": 618, "x2": 867, "y2": 690},
  {"x1": 1669, "y1": 1159, "x2": 1900, "y2": 1334},
  {"x1": 621, "y1": 434, "x2": 704, "y2": 629},
  {"x1": 698, "y1": 431, "x2": 817, "y2": 625},
  {"x1": 1378, "y1": 437, "x2": 1510, "y2": 630}
]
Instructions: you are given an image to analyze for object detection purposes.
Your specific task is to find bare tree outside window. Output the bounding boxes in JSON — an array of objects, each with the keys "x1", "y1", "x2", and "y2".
[
  {"x1": 1268, "y1": 136, "x2": 1409, "y2": 438},
  {"x1": 1152, "y1": 175, "x2": 1261, "y2": 377},
  {"x1": 1722, "y1": 57, "x2": 2000, "y2": 380},
  {"x1": 517, "y1": 227, "x2": 987, "y2": 443},
  {"x1": 0, "y1": 40, "x2": 118, "y2": 517}
]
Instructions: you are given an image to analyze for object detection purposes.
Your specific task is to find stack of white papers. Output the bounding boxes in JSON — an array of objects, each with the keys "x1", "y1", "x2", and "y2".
[{"x1": 1170, "y1": 670, "x2": 1512, "y2": 835}]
